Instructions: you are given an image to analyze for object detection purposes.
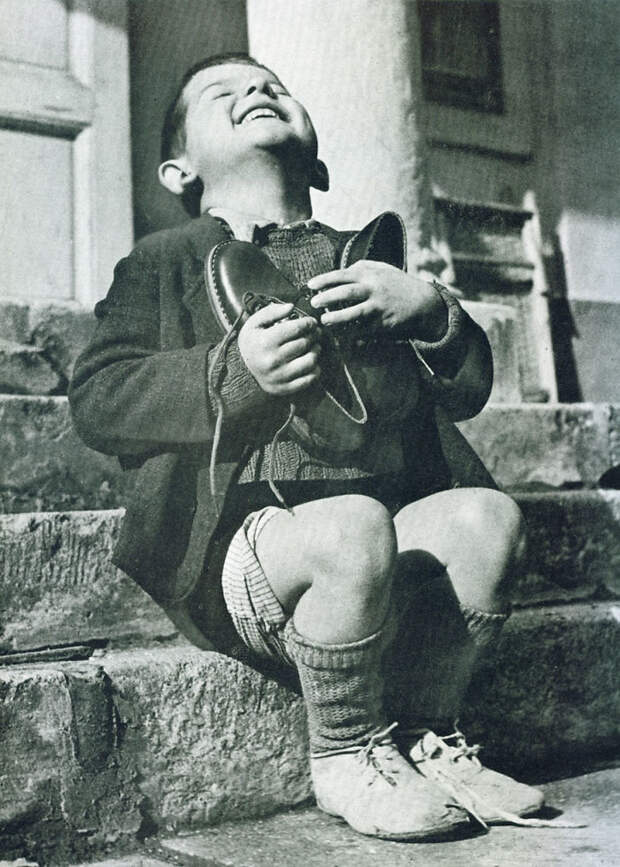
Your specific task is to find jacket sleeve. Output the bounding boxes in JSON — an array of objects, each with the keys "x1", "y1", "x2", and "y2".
[
  {"x1": 410, "y1": 283, "x2": 493, "y2": 421},
  {"x1": 69, "y1": 242, "x2": 274, "y2": 458}
]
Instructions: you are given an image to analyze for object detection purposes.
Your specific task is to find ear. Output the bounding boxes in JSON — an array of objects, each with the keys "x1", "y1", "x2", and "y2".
[
  {"x1": 310, "y1": 158, "x2": 329, "y2": 192},
  {"x1": 158, "y1": 157, "x2": 199, "y2": 196}
]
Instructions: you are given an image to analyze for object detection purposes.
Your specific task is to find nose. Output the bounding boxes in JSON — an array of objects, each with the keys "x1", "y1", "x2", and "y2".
[{"x1": 245, "y1": 75, "x2": 275, "y2": 98}]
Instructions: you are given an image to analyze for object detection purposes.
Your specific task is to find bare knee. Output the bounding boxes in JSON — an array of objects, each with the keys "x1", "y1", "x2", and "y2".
[
  {"x1": 473, "y1": 489, "x2": 526, "y2": 566},
  {"x1": 454, "y1": 488, "x2": 527, "y2": 602},
  {"x1": 311, "y1": 495, "x2": 397, "y2": 601}
]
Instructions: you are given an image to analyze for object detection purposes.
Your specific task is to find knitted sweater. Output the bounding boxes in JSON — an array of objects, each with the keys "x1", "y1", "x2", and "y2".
[{"x1": 235, "y1": 222, "x2": 413, "y2": 485}]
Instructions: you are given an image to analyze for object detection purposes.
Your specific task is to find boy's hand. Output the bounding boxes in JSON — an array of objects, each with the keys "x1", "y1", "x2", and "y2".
[
  {"x1": 308, "y1": 260, "x2": 448, "y2": 342},
  {"x1": 238, "y1": 302, "x2": 322, "y2": 396}
]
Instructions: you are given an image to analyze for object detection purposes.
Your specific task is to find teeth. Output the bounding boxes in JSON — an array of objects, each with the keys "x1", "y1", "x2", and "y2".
[{"x1": 243, "y1": 107, "x2": 279, "y2": 123}]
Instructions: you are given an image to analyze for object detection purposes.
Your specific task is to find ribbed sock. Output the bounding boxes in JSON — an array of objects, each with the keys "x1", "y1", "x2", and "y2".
[
  {"x1": 284, "y1": 619, "x2": 388, "y2": 754},
  {"x1": 383, "y1": 570, "x2": 510, "y2": 733}
]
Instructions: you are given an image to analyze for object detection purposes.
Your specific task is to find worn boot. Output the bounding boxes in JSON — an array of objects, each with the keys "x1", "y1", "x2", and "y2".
[
  {"x1": 408, "y1": 726, "x2": 544, "y2": 827},
  {"x1": 387, "y1": 596, "x2": 544, "y2": 826},
  {"x1": 284, "y1": 619, "x2": 471, "y2": 841}
]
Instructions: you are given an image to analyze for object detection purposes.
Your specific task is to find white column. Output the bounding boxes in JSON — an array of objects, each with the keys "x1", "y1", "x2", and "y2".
[{"x1": 247, "y1": 0, "x2": 443, "y2": 272}]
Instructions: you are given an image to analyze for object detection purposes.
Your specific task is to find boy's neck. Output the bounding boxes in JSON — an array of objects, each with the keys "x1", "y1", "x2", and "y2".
[{"x1": 201, "y1": 151, "x2": 313, "y2": 225}]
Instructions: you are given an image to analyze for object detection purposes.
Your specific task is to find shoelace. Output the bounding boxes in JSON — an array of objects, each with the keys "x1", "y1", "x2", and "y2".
[
  {"x1": 208, "y1": 310, "x2": 245, "y2": 514},
  {"x1": 207, "y1": 296, "x2": 369, "y2": 515},
  {"x1": 356, "y1": 722, "x2": 400, "y2": 787},
  {"x1": 207, "y1": 313, "x2": 298, "y2": 515},
  {"x1": 311, "y1": 723, "x2": 403, "y2": 787},
  {"x1": 407, "y1": 724, "x2": 586, "y2": 829},
  {"x1": 438, "y1": 725, "x2": 483, "y2": 766}
]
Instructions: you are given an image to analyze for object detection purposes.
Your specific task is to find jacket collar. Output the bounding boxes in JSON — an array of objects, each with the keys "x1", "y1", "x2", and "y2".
[{"x1": 184, "y1": 211, "x2": 230, "y2": 261}]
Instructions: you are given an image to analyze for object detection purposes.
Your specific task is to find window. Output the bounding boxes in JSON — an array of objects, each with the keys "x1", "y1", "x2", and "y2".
[{"x1": 418, "y1": 1, "x2": 504, "y2": 113}]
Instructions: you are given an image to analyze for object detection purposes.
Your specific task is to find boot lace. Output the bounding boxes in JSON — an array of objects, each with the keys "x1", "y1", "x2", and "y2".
[
  {"x1": 407, "y1": 722, "x2": 585, "y2": 829},
  {"x1": 311, "y1": 722, "x2": 401, "y2": 787},
  {"x1": 438, "y1": 724, "x2": 483, "y2": 767},
  {"x1": 356, "y1": 722, "x2": 400, "y2": 787}
]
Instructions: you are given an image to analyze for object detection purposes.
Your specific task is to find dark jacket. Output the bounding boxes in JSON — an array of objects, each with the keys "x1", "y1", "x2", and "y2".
[{"x1": 69, "y1": 212, "x2": 494, "y2": 651}]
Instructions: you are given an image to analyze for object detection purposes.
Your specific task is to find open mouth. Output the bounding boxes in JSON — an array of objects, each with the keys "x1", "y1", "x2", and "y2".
[{"x1": 239, "y1": 105, "x2": 285, "y2": 124}]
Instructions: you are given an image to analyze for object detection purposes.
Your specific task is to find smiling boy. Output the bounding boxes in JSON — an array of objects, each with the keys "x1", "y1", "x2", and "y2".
[{"x1": 70, "y1": 53, "x2": 543, "y2": 841}]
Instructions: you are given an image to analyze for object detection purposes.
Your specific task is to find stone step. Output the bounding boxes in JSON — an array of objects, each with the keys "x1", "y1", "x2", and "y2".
[
  {"x1": 1, "y1": 491, "x2": 619, "y2": 653},
  {"x1": 458, "y1": 402, "x2": 620, "y2": 490},
  {"x1": 1, "y1": 396, "x2": 619, "y2": 513},
  {"x1": 1, "y1": 602, "x2": 618, "y2": 863},
  {"x1": 0, "y1": 297, "x2": 95, "y2": 387},
  {"x1": 0, "y1": 510, "x2": 172, "y2": 652},
  {"x1": 0, "y1": 338, "x2": 61, "y2": 395},
  {"x1": 0, "y1": 395, "x2": 131, "y2": 514},
  {"x1": 150, "y1": 767, "x2": 620, "y2": 867}
]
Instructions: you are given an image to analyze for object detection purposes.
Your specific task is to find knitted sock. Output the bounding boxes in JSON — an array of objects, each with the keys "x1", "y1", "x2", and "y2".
[
  {"x1": 383, "y1": 570, "x2": 510, "y2": 734},
  {"x1": 284, "y1": 618, "x2": 388, "y2": 754}
]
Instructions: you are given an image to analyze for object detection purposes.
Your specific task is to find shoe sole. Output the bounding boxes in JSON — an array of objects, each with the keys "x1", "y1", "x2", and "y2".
[{"x1": 316, "y1": 801, "x2": 472, "y2": 842}]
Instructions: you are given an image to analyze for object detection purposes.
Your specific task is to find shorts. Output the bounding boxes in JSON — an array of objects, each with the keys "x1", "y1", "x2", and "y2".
[{"x1": 221, "y1": 506, "x2": 294, "y2": 667}]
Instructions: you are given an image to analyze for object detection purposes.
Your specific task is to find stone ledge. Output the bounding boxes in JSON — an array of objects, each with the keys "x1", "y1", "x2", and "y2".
[
  {"x1": 0, "y1": 663, "x2": 142, "y2": 865},
  {"x1": 463, "y1": 603, "x2": 620, "y2": 770},
  {"x1": 0, "y1": 299, "x2": 95, "y2": 387},
  {"x1": 0, "y1": 510, "x2": 171, "y2": 652},
  {"x1": 0, "y1": 339, "x2": 60, "y2": 395},
  {"x1": 459, "y1": 402, "x2": 620, "y2": 489},
  {"x1": 1, "y1": 491, "x2": 619, "y2": 651},
  {"x1": 0, "y1": 603, "x2": 618, "y2": 860},
  {"x1": 2, "y1": 398, "x2": 619, "y2": 513},
  {"x1": 0, "y1": 396, "x2": 129, "y2": 513},
  {"x1": 153, "y1": 767, "x2": 620, "y2": 867},
  {"x1": 516, "y1": 490, "x2": 620, "y2": 604}
]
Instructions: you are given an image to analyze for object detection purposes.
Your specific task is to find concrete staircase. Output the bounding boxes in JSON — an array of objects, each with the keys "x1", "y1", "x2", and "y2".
[{"x1": 1, "y1": 301, "x2": 619, "y2": 864}]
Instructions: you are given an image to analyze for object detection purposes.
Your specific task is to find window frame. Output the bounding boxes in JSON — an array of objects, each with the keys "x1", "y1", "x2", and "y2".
[{"x1": 418, "y1": 0, "x2": 504, "y2": 114}]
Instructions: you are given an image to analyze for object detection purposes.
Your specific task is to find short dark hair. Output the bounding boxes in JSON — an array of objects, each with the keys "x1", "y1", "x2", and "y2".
[{"x1": 160, "y1": 52, "x2": 275, "y2": 163}]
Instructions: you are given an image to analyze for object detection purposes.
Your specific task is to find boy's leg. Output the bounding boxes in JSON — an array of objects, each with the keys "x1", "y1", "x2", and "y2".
[
  {"x1": 386, "y1": 486, "x2": 543, "y2": 822},
  {"x1": 250, "y1": 494, "x2": 470, "y2": 840},
  {"x1": 387, "y1": 486, "x2": 524, "y2": 727}
]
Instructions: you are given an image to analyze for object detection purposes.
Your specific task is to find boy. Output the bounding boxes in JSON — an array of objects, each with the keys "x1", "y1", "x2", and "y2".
[{"x1": 69, "y1": 53, "x2": 543, "y2": 841}]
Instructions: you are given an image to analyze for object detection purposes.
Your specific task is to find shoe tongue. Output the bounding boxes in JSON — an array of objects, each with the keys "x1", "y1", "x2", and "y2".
[{"x1": 410, "y1": 730, "x2": 445, "y2": 762}]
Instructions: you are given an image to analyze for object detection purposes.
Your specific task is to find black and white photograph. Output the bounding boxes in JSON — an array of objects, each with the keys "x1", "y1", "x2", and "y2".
[{"x1": 0, "y1": 1, "x2": 618, "y2": 865}]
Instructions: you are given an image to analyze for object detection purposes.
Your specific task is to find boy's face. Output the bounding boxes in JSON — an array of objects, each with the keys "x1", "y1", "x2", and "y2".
[{"x1": 180, "y1": 62, "x2": 318, "y2": 184}]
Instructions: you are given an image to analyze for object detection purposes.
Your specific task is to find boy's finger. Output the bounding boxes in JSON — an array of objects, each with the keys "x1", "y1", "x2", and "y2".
[
  {"x1": 276, "y1": 371, "x2": 321, "y2": 396},
  {"x1": 278, "y1": 352, "x2": 321, "y2": 382},
  {"x1": 307, "y1": 269, "x2": 357, "y2": 290},
  {"x1": 310, "y1": 282, "x2": 368, "y2": 310},
  {"x1": 251, "y1": 302, "x2": 295, "y2": 328},
  {"x1": 321, "y1": 301, "x2": 372, "y2": 327},
  {"x1": 279, "y1": 335, "x2": 322, "y2": 363},
  {"x1": 278, "y1": 370, "x2": 321, "y2": 397},
  {"x1": 272, "y1": 315, "x2": 318, "y2": 344}
]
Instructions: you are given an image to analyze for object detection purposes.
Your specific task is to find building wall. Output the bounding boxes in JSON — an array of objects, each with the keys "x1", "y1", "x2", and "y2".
[
  {"x1": 128, "y1": 0, "x2": 248, "y2": 239},
  {"x1": 128, "y1": 0, "x2": 619, "y2": 400},
  {"x1": 541, "y1": 0, "x2": 620, "y2": 401},
  {"x1": 427, "y1": 0, "x2": 620, "y2": 401}
]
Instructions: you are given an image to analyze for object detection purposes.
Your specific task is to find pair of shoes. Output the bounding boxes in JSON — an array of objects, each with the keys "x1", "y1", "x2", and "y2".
[
  {"x1": 405, "y1": 726, "x2": 545, "y2": 827},
  {"x1": 310, "y1": 724, "x2": 471, "y2": 841}
]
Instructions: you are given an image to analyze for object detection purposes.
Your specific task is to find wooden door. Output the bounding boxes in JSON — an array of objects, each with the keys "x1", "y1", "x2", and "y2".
[{"x1": 0, "y1": 0, "x2": 132, "y2": 307}]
